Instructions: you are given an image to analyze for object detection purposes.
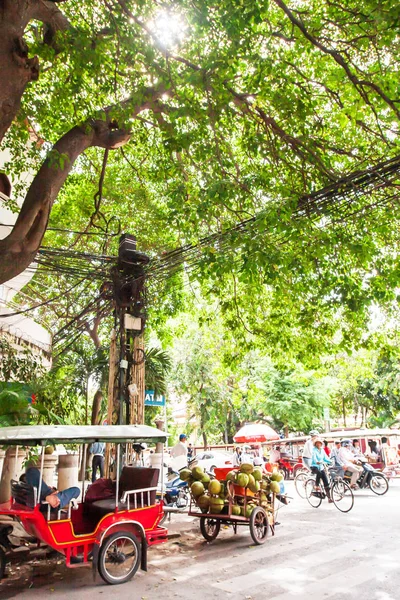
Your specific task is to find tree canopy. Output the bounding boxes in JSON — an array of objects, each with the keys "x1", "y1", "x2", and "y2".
[{"x1": 1, "y1": 0, "x2": 400, "y2": 366}]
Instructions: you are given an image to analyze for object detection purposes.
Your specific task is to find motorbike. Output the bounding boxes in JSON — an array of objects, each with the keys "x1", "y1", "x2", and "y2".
[
  {"x1": 344, "y1": 458, "x2": 389, "y2": 495},
  {"x1": 164, "y1": 471, "x2": 190, "y2": 509}
]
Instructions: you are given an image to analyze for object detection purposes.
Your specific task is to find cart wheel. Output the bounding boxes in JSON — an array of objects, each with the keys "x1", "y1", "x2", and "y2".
[
  {"x1": 98, "y1": 531, "x2": 141, "y2": 585},
  {"x1": 200, "y1": 517, "x2": 221, "y2": 542},
  {"x1": 249, "y1": 507, "x2": 269, "y2": 545},
  {"x1": 0, "y1": 547, "x2": 6, "y2": 580}
]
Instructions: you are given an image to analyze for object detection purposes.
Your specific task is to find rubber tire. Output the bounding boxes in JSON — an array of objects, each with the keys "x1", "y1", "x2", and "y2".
[
  {"x1": 369, "y1": 474, "x2": 389, "y2": 496},
  {"x1": 331, "y1": 480, "x2": 354, "y2": 513},
  {"x1": 98, "y1": 531, "x2": 141, "y2": 585},
  {"x1": 295, "y1": 471, "x2": 311, "y2": 499},
  {"x1": 200, "y1": 517, "x2": 221, "y2": 542},
  {"x1": 0, "y1": 547, "x2": 6, "y2": 580},
  {"x1": 279, "y1": 468, "x2": 288, "y2": 480},
  {"x1": 249, "y1": 507, "x2": 269, "y2": 545},
  {"x1": 305, "y1": 478, "x2": 322, "y2": 508}
]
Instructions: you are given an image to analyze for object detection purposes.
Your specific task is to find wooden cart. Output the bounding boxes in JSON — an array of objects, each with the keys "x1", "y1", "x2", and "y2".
[{"x1": 189, "y1": 477, "x2": 276, "y2": 545}]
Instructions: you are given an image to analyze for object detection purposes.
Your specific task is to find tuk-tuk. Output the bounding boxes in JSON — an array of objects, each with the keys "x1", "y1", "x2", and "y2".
[{"x1": 0, "y1": 424, "x2": 168, "y2": 585}]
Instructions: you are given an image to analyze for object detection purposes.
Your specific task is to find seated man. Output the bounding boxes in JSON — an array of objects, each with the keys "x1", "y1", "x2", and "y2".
[{"x1": 25, "y1": 467, "x2": 80, "y2": 509}]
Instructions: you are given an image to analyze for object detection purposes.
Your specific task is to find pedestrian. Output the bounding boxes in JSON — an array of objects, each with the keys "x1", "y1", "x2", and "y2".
[
  {"x1": 241, "y1": 445, "x2": 254, "y2": 465},
  {"x1": 25, "y1": 466, "x2": 80, "y2": 509},
  {"x1": 90, "y1": 441, "x2": 105, "y2": 483},
  {"x1": 253, "y1": 446, "x2": 264, "y2": 467},
  {"x1": 302, "y1": 430, "x2": 319, "y2": 470},
  {"x1": 311, "y1": 439, "x2": 333, "y2": 502},
  {"x1": 268, "y1": 445, "x2": 281, "y2": 465},
  {"x1": 323, "y1": 440, "x2": 331, "y2": 457},
  {"x1": 187, "y1": 443, "x2": 194, "y2": 462},
  {"x1": 338, "y1": 439, "x2": 363, "y2": 488},
  {"x1": 171, "y1": 434, "x2": 187, "y2": 459},
  {"x1": 232, "y1": 446, "x2": 242, "y2": 467}
]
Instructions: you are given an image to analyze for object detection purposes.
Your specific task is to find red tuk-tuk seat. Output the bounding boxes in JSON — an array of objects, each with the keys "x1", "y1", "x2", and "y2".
[{"x1": 86, "y1": 467, "x2": 159, "y2": 521}]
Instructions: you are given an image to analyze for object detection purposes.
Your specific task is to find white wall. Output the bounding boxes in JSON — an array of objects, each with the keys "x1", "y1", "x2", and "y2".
[{"x1": 0, "y1": 150, "x2": 51, "y2": 364}]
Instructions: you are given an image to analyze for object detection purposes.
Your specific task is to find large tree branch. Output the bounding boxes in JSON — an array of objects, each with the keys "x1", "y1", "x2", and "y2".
[
  {"x1": 0, "y1": 120, "x2": 130, "y2": 284},
  {"x1": 0, "y1": 85, "x2": 170, "y2": 284}
]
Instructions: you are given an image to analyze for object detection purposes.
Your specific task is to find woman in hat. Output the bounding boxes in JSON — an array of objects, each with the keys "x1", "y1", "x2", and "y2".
[{"x1": 311, "y1": 438, "x2": 333, "y2": 502}]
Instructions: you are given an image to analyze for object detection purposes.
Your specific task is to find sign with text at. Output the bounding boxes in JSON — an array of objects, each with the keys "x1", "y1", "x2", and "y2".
[{"x1": 144, "y1": 390, "x2": 166, "y2": 407}]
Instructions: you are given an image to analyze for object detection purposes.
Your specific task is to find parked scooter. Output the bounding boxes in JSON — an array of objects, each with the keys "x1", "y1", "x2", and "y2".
[
  {"x1": 164, "y1": 471, "x2": 190, "y2": 509},
  {"x1": 345, "y1": 458, "x2": 389, "y2": 495}
]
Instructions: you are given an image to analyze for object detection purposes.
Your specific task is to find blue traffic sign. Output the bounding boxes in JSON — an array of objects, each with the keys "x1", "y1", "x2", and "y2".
[{"x1": 144, "y1": 390, "x2": 166, "y2": 407}]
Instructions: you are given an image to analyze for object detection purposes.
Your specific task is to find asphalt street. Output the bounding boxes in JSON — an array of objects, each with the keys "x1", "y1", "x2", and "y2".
[{"x1": 1, "y1": 479, "x2": 399, "y2": 600}]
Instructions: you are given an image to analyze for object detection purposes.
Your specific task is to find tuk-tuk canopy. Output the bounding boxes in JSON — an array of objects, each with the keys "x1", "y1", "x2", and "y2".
[
  {"x1": 0, "y1": 424, "x2": 168, "y2": 446},
  {"x1": 262, "y1": 428, "x2": 400, "y2": 445}
]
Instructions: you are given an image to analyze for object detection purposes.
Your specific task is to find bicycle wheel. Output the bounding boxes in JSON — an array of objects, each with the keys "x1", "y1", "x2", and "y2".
[
  {"x1": 305, "y1": 478, "x2": 322, "y2": 508},
  {"x1": 295, "y1": 470, "x2": 312, "y2": 498},
  {"x1": 369, "y1": 474, "x2": 389, "y2": 496},
  {"x1": 331, "y1": 480, "x2": 354, "y2": 513}
]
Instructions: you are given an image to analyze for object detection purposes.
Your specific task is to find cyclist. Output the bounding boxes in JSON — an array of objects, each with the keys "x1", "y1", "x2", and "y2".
[
  {"x1": 311, "y1": 439, "x2": 333, "y2": 502},
  {"x1": 302, "y1": 430, "x2": 320, "y2": 470}
]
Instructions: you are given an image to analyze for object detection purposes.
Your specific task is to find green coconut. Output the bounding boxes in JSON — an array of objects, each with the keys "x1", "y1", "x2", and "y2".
[
  {"x1": 270, "y1": 481, "x2": 281, "y2": 494},
  {"x1": 236, "y1": 472, "x2": 249, "y2": 487},
  {"x1": 201, "y1": 473, "x2": 211, "y2": 485},
  {"x1": 197, "y1": 494, "x2": 210, "y2": 511},
  {"x1": 245, "y1": 504, "x2": 256, "y2": 518},
  {"x1": 253, "y1": 468, "x2": 263, "y2": 481},
  {"x1": 260, "y1": 480, "x2": 269, "y2": 491},
  {"x1": 191, "y1": 481, "x2": 205, "y2": 497},
  {"x1": 218, "y1": 482, "x2": 226, "y2": 498},
  {"x1": 247, "y1": 474, "x2": 255, "y2": 488},
  {"x1": 179, "y1": 468, "x2": 192, "y2": 482},
  {"x1": 225, "y1": 470, "x2": 237, "y2": 482},
  {"x1": 271, "y1": 472, "x2": 283, "y2": 483},
  {"x1": 231, "y1": 504, "x2": 241, "y2": 516},
  {"x1": 209, "y1": 479, "x2": 222, "y2": 495},
  {"x1": 209, "y1": 497, "x2": 224, "y2": 514},
  {"x1": 240, "y1": 463, "x2": 254, "y2": 474},
  {"x1": 192, "y1": 466, "x2": 205, "y2": 481},
  {"x1": 248, "y1": 480, "x2": 260, "y2": 493}
]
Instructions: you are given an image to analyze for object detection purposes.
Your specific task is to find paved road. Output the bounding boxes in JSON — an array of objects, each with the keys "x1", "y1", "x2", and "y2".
[{"x1": 1, "y1": 480, "x2": 399, "y2": 600}]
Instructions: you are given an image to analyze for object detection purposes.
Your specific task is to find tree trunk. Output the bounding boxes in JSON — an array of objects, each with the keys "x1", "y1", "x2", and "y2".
[{"x1": 91, "y1": 390, "x2": 103, "y2": 425}]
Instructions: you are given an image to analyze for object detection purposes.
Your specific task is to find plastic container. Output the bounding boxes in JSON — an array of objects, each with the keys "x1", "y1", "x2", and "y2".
[{"x1": 214, "y1": 467, "x2": 236, "y2": 481}]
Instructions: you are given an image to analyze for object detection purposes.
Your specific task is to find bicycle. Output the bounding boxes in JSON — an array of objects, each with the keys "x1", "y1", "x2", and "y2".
[{"x1": 305, "y1": 467, "x2": 354, "y2": 513}]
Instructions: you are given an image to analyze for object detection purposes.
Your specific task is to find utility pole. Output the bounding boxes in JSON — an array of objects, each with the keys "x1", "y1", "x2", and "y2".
[{"x1": 110, "y1": 234, "x2": 149, "y2": 427}]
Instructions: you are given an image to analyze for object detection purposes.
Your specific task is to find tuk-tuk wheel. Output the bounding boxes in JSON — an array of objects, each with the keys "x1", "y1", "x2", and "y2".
[
  {"x1": 249, "y1": 507, "x2": 269, "y2": 545},
  {"x1": 0, "y1": 547, "x2": 6, "y2": 580},
  {"x1": 98, "y1": 531, "x2": 141, "y2": 585}
]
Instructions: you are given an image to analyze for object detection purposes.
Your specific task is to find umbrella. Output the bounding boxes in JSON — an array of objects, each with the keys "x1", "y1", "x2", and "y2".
[{"x1": 233, "y1": 423, "x2": 280, "y2": 444}]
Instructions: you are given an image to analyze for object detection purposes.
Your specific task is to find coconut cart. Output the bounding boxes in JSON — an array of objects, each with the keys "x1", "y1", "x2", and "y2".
[{"x1": 186, "y1": 465, "x2": 282, "y2": 545}]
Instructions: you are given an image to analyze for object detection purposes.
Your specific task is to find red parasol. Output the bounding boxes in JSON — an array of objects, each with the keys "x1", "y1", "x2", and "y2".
[{"x1": 233, "y1": 423, "x2": 280, "y2": 444}]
